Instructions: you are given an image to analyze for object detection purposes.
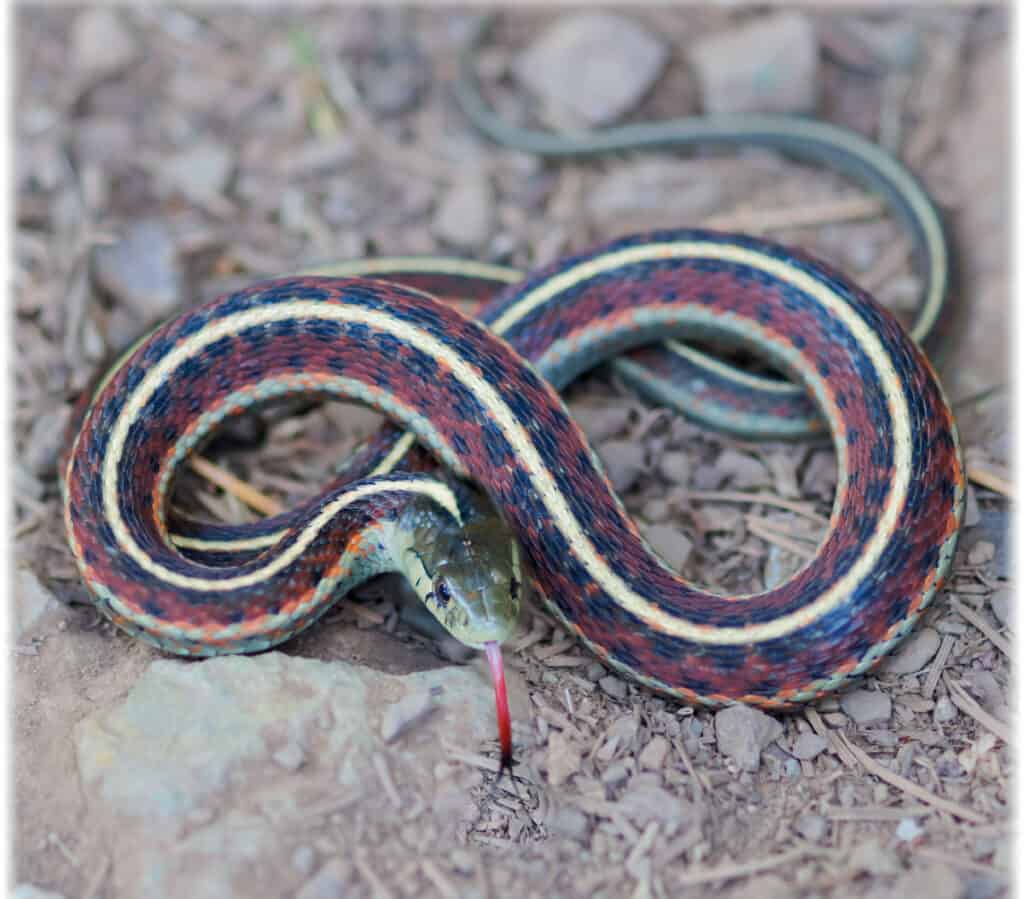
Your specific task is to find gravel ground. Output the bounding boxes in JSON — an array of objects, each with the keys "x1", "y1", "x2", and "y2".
[{"x1": 13, "y1": 8, "x2": 1010, "y2": 899}]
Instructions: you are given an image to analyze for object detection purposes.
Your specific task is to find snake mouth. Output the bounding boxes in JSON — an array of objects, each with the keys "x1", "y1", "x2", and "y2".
[{"x1": 484, "y1": 641, "x2": 513, "y2": 776}]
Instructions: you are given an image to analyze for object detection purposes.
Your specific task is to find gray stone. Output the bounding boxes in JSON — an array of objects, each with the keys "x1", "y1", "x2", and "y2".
[
  {"x1": 598, "y1": 439, "x2": 646, "y2": 493},
  {"x1": 690, "y1": 12, "x2": 819, "y2": 115},
  {"x1": 22, "y1": 404, "x2": 71, "y2": 478},
  {"x1": 895, "y1": 817, "x2": 925, "y2": 842},
  {"x1": 840, "y1": 689, "x2": 892, "y2": 726},
  {"x1": 291, "y1": 845, "x2": 317, "y2": 876},
  {"x1": 360, "y1": 41, "x2": 429, "y2": 117},
  {"x1": 599, "y1": 675, "x2": 629, "y2": 701},
  {"x1": 571, "y1": 403, "x2": 631, "y2": 443},
  {"x1": 548, "y1": 805, "x2": 590, "y2": 842},
  {"x1": 271, "y1": 742, "x2": 306, "y2": 772},
  {"x1": 432, "y1": 173, "x2": 494, "y2": 251},
  {"x1": 74, "y1": 654, "x2": 496, "y2": 858},
  {"x1": 93, "y1": 219, "x2": 182, "y2": 322},
  {"x1": 642, "y1": 522, "x2": 693, "y2": 572},
  {"x1": 881, "y1": 626, "x2": 941, "y2": 674},
  {"x1": 638, "y1": 735, "x2": 670, "y2": 770},
  {"x1": 794, "y1": 812, "x2": 828, "y2": 843},
  {"x1": 658, "y1": 450, "x2": 692, "y2": 485},
  {"x1": 162, "y1": 140, "x2": 234, "y2": 203},
  {"x1": 790, "y1": 732, "x2": 828, "y2": 761},
  {"x1": 717, "y1": 448, "x2": 772, "y2": 489},
  {"x1": 71, "y1": 8, "x2": 138, "y2": 78},
  {"x1": 295, "y1": 860, "x2": 352, "y2": 899},
  {"x1": 714, "y1": 705, "x2": 783, "y2": 772},
  {"x1": 15, "y1": 567, "x2": 60, "y2": 639},
  {"x1": 514, "y1": 13, "x2": 668, "y2": 127},
  {"x1": 934, "y1": 695, "x2": 958, "y2": 724},
  {"x1": 989, "y1": 588, "x2": 1010, "y2": 628}
]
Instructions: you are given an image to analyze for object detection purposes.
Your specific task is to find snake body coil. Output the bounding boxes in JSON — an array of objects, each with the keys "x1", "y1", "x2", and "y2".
[{"x1": 63, "y1": 229, "x2": 964, "y2": 708}]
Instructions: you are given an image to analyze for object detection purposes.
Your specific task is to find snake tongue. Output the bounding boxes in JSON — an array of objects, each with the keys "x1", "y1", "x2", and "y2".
[{"x1": 484, "y1": 641, "x2": 513, "y2": 776}]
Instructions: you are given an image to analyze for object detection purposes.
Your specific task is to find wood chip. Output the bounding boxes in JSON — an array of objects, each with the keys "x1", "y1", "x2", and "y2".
[
  {"x1": 921, "y1": 629, "x2": 956, "y2": 696},
  {"x1": 674, "y1": 845, "x2": 833, "y2": 887},
  {"x1": 967, "y1": 464, "x2": 1013, "y2": 499},
  {"x1": 944, "y1": 677, "x2": 1012, "y2": 744},
  {"x1": 947, "y1": 595, "x2": 1011, "y2": 657},
  {"x1": 189, "y1": 455, "x2": 284, "y2": 516}
]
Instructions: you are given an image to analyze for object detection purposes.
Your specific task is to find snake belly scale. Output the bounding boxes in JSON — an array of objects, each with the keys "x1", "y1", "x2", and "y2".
[{"x1": 63, "y1": 229, "x2": 965, "y2": 710}]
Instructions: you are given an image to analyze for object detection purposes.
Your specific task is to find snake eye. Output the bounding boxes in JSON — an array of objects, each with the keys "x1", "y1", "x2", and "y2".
[{"x1": 434, "y1": 579, "x2": 452, "y2": 607}]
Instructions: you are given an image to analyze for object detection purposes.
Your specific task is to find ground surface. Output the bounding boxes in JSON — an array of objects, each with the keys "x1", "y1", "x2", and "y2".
[{"x1": 13, "y1": 8, "x2": 1011, "y2": 899}]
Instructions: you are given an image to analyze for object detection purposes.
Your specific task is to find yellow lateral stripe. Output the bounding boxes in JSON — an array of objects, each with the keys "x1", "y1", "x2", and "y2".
[{"x1": 170, "y1": 532, "x2": 284, "y2": 553}]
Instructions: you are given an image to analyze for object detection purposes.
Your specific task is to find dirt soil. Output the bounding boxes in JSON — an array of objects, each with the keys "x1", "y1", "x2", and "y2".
[{"x1": 13, "y1": 8, "x2": 1010, "y2": 899}]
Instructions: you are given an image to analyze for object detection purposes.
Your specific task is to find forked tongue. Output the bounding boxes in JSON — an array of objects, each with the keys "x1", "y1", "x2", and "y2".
[{"x1": 484, "y1": 641, "x2": 513, "y2": 777}]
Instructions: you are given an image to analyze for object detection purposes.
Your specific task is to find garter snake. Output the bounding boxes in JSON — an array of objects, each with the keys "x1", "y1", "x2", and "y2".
[
  {"x1": 63, "y1": 20, "x2": 962, "y2": 770},
  {"x1": 63, "y1": 230, "x2": 965, "y2": 775}
]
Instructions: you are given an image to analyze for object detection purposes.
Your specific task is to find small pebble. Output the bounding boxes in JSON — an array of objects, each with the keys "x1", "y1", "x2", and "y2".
[
  {"x1": 295, "y1": 860, "x2": 351, "y2": 899},
  {"x1": 895, "y1": 817, "x2": 925, "y2": 842},
  {"x1": 690, "y1": 12, "x2": 819, "y2": 115},
  {"x1": 15, "y1": 567, "x2": 61, "y2": 639},
  {"x1": 988, "y1": 588, "x2": 1010, "y2": 628},
  {"x1": 642, "y1": 523, "x2": 693, "y2": 572},
  {"x1": 692, "y1": 463, "x2": 727, "y2": 490},
  {"x1": 968, "y1": 540, "x2": 995, "y2": 566},
  {"x1": 162, "y1": 140, "x2": 234, "y2": 203},
  {"x1": 600, "y1": 759, "x2": 631, "y2": 786},
  {"x1": 933, "y1": 695, "x2": 958, "y2": 724},
  {"x1": 23, "y1": 405, "x2": 72, "y2": 478},
  {"x1": 93, "y1": 219, "x2": 182, "y2": 323},
  {"x1": 514, "y1": 12, "x2": 668, "y2": 126},
  {"x1": 794, "y1": 812, "x2": 828, "y2": 843},
  {"x1": 272, "y1": 742, "x2": 306, "y2": 772},
  {"x1": 790, "y1": 732, "x2": 828, "y2": 761},
  {"x1": 598, "y1": 675, "x2": 629, "y2": 701},
  {"x1": 71, "y1": 8, "x2": 137, "y2": 78},
  {"x1": 714, "y1": 705, "x2": 783, "y2": 772},
  {"x1": 571, "y1": 403, "x2": 631, "y2": 443},
  {"x1": 548, "y1": 805, "x2": 590, "y2": 842},
  {"x1": 658, "y1": 450, "x2": 692, "y2": 485},
  {"x1": 598, "y1": 439, "x2": 646, "y2": 493},
  {"x1": 585, "y1": 662, "x2": 606, "y2": 682},
  {"x1": 292, "y1": 845, "x2": 317, "y2": 876},
  {"x1": 359, "y1": 38, "x2": 429, "y2": 117},
  {"x1": 716, "y1": 448, "x2": 771, "y2": 489},
  {"x1": 638, "y1": 735, "x2": 670, "y2": 770},
  {"x1": 840, "y1": 689, "x2": 892, "y2": 726},
  {"x1": 432, "y1": 173, "x2": 494, "y2": 251},
  {"x1": 881, "y1": 626, "x2": 941, "y2": 674}
]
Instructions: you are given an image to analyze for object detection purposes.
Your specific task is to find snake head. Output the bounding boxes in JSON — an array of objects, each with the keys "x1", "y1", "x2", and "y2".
[{"x1": 420, "y1": 515, "x2": 523, "y2": 649}]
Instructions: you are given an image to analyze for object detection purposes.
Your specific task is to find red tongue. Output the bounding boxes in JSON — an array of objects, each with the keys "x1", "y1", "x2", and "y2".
[{"x1": 484, "y1": 641, "x2": 513, "y2": 775}]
